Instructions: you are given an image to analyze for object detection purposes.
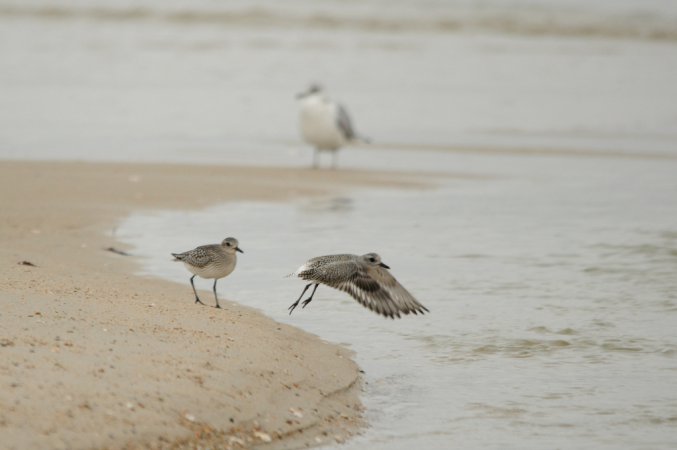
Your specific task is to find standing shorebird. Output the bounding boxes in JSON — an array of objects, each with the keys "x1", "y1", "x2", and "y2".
[
  {"x1": 171, "y1": 237, "x2": 243, "y2": 308},
  {"x1": 288, "y1": 253, "x2": 428, "y2": 319},
  {"x1": 297, "y1": 84, "x2": 369, "y2": 169}
]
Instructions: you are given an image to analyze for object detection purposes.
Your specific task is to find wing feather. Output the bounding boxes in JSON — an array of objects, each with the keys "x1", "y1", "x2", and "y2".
[
  {"x1": 336, "y1": 104, "x2": 356, "y2": 140},
  {"x1": 368, "y1": 266, "x2": 429, "y2": 315},
  {"x1": 172, "y1": 246, "x2": 213, "y2": 268},
  {"x1": 328, "y1": 265, "x2": 428, "y2": 319}
]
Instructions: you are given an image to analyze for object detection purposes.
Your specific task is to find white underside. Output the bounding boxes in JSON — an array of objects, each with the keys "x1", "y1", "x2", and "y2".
[
  {"x1": 183, "y1": 261, "x2": 235, "y2": 279},
  {"x1": 299, "y1": 95, "x2": 346, "y2": 151}
]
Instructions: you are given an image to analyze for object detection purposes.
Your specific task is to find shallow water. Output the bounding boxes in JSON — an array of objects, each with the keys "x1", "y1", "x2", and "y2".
[{"x1": 117, "y1": 149, "x2": 677, "y2": 449}]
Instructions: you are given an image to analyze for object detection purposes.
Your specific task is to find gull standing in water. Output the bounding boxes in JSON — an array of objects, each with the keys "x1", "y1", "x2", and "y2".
[
  {"x1": 172, "y1": 237, "x2": 243, "y2": 308},
  {"x1": 297, "y1": 84, "x2": 369, "y2": 169},
  {"x1": 288, "y1": 253, "x2": 428, "y2": 319}
]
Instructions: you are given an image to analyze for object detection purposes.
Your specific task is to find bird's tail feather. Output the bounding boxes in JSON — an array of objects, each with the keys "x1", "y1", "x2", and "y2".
[{"x1": 284, "y1": 264, "x2": 307, "y2": 278}]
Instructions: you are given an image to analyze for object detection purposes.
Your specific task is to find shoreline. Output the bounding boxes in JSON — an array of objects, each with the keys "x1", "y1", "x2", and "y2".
[{"x1": 0, "y1": 160, "x2": 426, "y2": 449}]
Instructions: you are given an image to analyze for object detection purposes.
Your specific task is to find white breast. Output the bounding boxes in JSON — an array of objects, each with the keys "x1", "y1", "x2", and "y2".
[
  {"x1": 183, "y1": 259, "x2": 235, "y2": 280},
  {"x1": 299, "y1": 95, "x2": 346, "y2": 151}
]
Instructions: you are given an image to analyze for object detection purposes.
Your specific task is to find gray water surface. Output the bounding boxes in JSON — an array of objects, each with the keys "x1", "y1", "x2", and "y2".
[{"x1": 118, "y1": 150, "x2": 677, "y2": 449}]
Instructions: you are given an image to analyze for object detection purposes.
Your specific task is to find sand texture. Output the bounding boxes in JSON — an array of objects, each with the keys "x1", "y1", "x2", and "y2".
[{"x1": 0, "y1": 161, "x2": 422, "y2": 449}]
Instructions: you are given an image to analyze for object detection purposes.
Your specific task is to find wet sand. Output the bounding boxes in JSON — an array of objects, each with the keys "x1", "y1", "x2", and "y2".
[{"x1": 0, "y1": 160, "x2": 423, "y2": 449}]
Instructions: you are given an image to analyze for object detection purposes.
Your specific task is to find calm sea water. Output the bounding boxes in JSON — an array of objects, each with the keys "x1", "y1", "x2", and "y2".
[{"x1": 3, "y1": 1, "x2": 677, "y2": 447}]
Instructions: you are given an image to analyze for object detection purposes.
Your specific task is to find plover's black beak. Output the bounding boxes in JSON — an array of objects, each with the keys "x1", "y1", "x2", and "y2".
[
  {"x1": 379, "y1": 262, "x2": 390, "y2": 269},
  {"x1": 236, "y1": 247, "x2": 244, "y2": 253},
  {"x1": 296, "y1": 91, "x2": 306, "y2": 99}
]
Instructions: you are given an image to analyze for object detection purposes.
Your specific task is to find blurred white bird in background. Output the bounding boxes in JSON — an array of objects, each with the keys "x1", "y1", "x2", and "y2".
[{"x1": 296, "y1": 84, "x2": 370, "y2": 169}]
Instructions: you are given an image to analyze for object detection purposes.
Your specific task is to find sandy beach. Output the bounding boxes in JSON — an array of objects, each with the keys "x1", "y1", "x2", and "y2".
[{"x1": 0, "y1": 160, "x2": 423, "y2": 449}]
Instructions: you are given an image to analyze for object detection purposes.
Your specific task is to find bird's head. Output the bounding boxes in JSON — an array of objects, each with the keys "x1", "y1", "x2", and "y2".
[
  {"x1": 221, "y1": 237, "x2": 244, "y2": 253},
  {"x1": 296, "y1": 83, "x2": 324, "y2": 100},
  {"x1": 362, "y1": 252, "x2": 390, "y2": 269}
]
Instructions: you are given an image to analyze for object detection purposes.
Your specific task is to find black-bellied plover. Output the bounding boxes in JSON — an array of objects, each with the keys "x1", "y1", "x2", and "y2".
[
  {"x1": 296, "y1": 84, "x2": 369, "y2": 169},
  {"x1": 288, "y1": 253, "x2": 428, "y2": 319},
  {"x1": 172, "y1": 237, "x2": 243, "y2": 308}
]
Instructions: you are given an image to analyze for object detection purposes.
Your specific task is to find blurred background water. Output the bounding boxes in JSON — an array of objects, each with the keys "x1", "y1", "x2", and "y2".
[
  {"x1": 1, "y1": 0, "x2": 677, "y2": 162},
  {"x1": 2, "y1": 0, "x2": 677, "y2": 448}
]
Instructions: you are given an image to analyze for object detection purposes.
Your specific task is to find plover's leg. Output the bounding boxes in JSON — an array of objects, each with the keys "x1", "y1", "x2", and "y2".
[
  {"x1": 213, "y1": 279, "x2": 221, "y2": 309},
  {"x1": 301, "y1": 284, "x2": 320, "y2": 308},
  {"x1": 289, "y1": 283, "x2": 312, "y2": 315},
  {"x1": 331, "y1": 151, "x2": 338, "y2": 170},
  {"x1": 190, "y1": 275, "x2": 205, "y2": 306}
]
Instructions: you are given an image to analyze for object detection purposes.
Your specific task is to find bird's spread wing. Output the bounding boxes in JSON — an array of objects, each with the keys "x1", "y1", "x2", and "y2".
[
  {"x1": 336, "y1": 104, "x2": 356, "y2": 140},
  {"x1": 330, "y1": 264, "x2": 428, "y2": 319}
]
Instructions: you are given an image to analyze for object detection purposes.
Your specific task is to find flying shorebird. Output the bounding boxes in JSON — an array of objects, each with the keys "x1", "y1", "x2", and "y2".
[
  {"x1": 171, "y1": 237, "x2": 243, "y2": 308},
  {"x1": 288, "y1": 253, "x2": 428, "y2": 319},
  {"x1": 296, "y1": 84, "x2": 369, "y2": 169}
]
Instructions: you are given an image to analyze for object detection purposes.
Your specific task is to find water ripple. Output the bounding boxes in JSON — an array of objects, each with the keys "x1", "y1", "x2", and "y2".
[{"x1": 413, "y1": 332, "x2": 677, "y2": 364}]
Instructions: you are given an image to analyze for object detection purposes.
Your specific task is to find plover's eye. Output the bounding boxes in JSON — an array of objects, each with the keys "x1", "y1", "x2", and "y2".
[{"x1": 369, "y1": 257, "x2": 376, "y2": 262}]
